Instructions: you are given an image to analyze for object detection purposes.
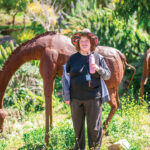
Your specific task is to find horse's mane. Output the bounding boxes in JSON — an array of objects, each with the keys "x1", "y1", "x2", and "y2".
[{"x1": 0, "y1": 31, "x2": 56, "y2": 71}]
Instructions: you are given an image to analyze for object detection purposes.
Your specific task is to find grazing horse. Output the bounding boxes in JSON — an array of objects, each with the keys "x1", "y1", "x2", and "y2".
[
  {"x1": 140, "y1": 48, "x2": 150, "y2": 98},
  {"x1": 0, "y1": 31, "x2": 135, "y2": 145}
]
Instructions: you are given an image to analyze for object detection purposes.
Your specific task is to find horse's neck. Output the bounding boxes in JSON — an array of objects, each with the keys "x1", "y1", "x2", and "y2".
[{"x1": 0, "y1": 45, "x2": 41, "y2": 108}]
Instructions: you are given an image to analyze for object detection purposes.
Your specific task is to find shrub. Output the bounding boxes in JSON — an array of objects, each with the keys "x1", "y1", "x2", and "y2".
[
  {"x1": 62, "y1": 0, "x2": 150, "y2": 95},
  {"x1": 11, "y1": 29, "x2": 35, "y2": 44},
  {"x1": 22, "y1": 121, "x2": 75, "y2": 150},
  {"x1": 3, "y1": 63, "x2": 44, "y2": 113},
  {"x1": 0, "y1": 41, "x2": 15, "y2": 68},
  {"x1": 102, "y1": 90, "x2": 150, "y2": 149}
]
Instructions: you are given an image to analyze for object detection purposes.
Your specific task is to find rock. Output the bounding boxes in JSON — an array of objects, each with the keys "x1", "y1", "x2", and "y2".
[
  {"x1": 108, "y1": 144, "x2": 121, "y2": 150},
  {"x1": 115, "y1": 139, "x2": 130, "y2": 149},
  {"x1": 108, "y1": 139, "x2": 130, "y2": 150}
]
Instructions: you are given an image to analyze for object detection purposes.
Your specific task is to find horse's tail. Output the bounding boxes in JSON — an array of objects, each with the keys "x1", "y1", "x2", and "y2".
[
  {"x1": 144, "y1": 52, "x2": 150, "y2": 85},
  {"x1": 118, "y1": 51, "x2": 136, "y2": 89}
]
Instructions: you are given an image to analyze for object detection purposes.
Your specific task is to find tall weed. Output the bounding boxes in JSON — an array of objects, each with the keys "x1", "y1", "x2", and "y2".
[{"x1": 21, "y1": 121, "x2": 75, "y2": 150}]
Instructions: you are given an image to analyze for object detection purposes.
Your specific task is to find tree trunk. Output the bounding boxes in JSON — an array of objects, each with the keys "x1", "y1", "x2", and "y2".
[
  {"x1": 23, "y1": 13, "x2": 26, "y2": 30},
  {"x1": 12, "y1": 12, "x2": 18, "y2": 26}
]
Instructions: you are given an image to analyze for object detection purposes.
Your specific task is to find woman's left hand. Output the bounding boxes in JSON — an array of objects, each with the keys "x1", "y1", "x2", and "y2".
[{"x1": 91, "y1": 64, "x2": 100, "y2": 71}]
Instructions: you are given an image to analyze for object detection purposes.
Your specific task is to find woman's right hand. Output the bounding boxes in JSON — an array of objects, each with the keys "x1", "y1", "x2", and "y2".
[{"x1": 65, "y1": 101, "x2": 70, "y2": 104}]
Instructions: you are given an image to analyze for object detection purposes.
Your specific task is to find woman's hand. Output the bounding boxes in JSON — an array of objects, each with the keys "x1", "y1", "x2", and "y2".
[
  {"x1": 91, "y1": 64, "x2": 100, "y2": 71},
  {"x1": 65, "y1": 101, "x2": 70, "y2": 104}
]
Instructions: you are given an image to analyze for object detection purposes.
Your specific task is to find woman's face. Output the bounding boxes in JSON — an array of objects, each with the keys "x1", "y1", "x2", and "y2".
[{"x1": 79, "y1": 36, "x2": 91, "y2": 53}]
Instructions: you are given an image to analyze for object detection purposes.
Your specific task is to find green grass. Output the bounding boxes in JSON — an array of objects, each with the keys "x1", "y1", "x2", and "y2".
[
  {"x1": 19, "y1": 121, "x2": 75, "y2": 150},
  {"x1": 0, "y1": 92, "x2": 149, "y2": 150}
]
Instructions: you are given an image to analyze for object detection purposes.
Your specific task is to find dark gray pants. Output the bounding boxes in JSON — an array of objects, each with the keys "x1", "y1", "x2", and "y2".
[{"x1": 70, "y1": 99, "x2": 103, "y2": 150}]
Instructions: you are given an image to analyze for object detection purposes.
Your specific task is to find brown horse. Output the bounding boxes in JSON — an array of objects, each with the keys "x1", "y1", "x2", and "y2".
[
  {"x1": 140, "y1": 48, "x2": 150, "y2": 98},
  {"x1": 0, "y1": 31, "x2": 135, "y2": 145},
  {"x1": 95, "y1": 46, "x2": 135, "y2": 131}
]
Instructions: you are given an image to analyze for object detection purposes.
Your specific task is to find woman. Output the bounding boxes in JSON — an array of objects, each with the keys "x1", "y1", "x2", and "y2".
[{"x1": 62, "y1": 29, "x2": 111, "y2": 150}]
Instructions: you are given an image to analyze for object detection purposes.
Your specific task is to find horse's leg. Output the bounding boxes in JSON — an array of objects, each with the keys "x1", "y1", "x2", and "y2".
[
  {"x1": 0, "y1": 109, "x2": 6, "y2": 132},
  {"x1": 40, "y1": 53, "x2": 57, "y2": 146},
  {"x1": 140, "y1": 79, "x2": 144, "y2": 100},
  {"x1": 103, "y1": 88, "x2": 119, "y2": 134},
  {"x1": 43, "y1": 76, "x2": 55, "y2": 145},
  {"x1": 50, "y1": 79, "x2": 55, "y2": 128}
]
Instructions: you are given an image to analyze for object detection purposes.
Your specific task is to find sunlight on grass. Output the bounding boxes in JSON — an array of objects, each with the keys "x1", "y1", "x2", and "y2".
[{"x1": 0, "y1": 93, "x2": 149, "y2": 150}]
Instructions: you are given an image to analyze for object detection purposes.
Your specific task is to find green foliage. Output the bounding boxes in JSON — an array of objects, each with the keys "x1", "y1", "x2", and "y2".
[
  {"x1": 0, "y1": 0, "x2": 29, "y2": 25},
  {"x1": 11, "y1": 87, "x2": 45, "y2": 113},
  {"x1": 11, "y1": 29, "x2": 35, "y2": 44},
  {"x1": 29, "y1": 21, "x2": 45, "y2": 35},
  {"x1": 0, "y1": 140, "x2": 6, "y2": 150},
  {"x1": 50, "y1": 0, "x2": 96, "y2": 14},
  {"x1": 0, "y1": 36, "x2": 40, "y2": 68},
  {"x1": 4, "y1": 63, "x2": 44, "y2": 113},
  {"x1": 30, "y1": 60, "x2": 40, "y2": 67},
  {"x1": 52, "y1": 0, "x2": 113, "y2": 14},
  {"x1": 22, "y1": 128, "x2": 46, "y2": 149},
  {"x1": 102, "y1": 91, "x2": 150, "y2": 149},
  {"x1": 27, "y1": 0, "x2": 58, "y2": 31},
  {"x1": 0, "y1": 41, "x2": 14, "y2": 68},
  {"x1": 49, "y1": 122, "x2": 75, "y2": 150},
  {"x1": 63, "y1": 3, "x2": 150, "y2": 59},
  {"x1": 0, "y1": 0, "x2": 29, "y2": 13},
  {"x1": 21, "y1": 121, "x2": 75, "y2": 150},
  {"x1": 114, "y1": 0, "x2": 150, "y2": 33},
  {"x1": 0, "y1": 85, "x2": 149, "y2": 149},
  {"x1": 62, "y1": 2, "x2": 150, "y2": 94}
]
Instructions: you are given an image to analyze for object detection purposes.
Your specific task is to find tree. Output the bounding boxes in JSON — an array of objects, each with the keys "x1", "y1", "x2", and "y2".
[
  {"x1": 0, "y1": 0, "x2": 29, "y2": 25},
  {"x1": 114, "y1": 0, "x2": 150, "y2": 33}
]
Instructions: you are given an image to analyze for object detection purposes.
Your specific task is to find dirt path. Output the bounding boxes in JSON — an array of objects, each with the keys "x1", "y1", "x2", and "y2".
[{"x1": 0, "y1": 35, "x2": 14, "y2": 44}]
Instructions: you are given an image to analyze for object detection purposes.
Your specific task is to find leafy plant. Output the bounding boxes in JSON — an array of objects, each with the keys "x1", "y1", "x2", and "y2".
[
  {"x1": 3, "y1": 62, "x2": 44, "y2": 113},
  {"x1": 0, "y1": 140, "x2": 6, "y2": 150},
  {"x1": 22, "y1": 121, "x2": 75, "y2": 150},
  {"x1": 103, "y1": 91, "x2": 150, "y2": 149},
  {"x1": 62, "y1": 1, "x2": 150, "y2": 94},
  {"x1": 11, "y1": 29, "x2": 35, "y2": 44},
  {"x1": 27, "y1": 0, "x2": 58, "y2": 31},
  {"x1": 114, "y1": 0, "x2": 150, "y2": 33},
  {"x1": 0, "y1": 41, "x2": 15, "y2": 68},
  {"x1": 0, "y1": 0, "x2": 29, "y2": 25}
]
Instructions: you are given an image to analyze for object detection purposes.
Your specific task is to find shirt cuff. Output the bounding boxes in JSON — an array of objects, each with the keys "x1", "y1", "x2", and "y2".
[
  {"x1": 97, "y1": 67, "x2": 105, "y2": 75},
  {"x1": 63, "y1": 93, "x2": 70, "y2": 101}
]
